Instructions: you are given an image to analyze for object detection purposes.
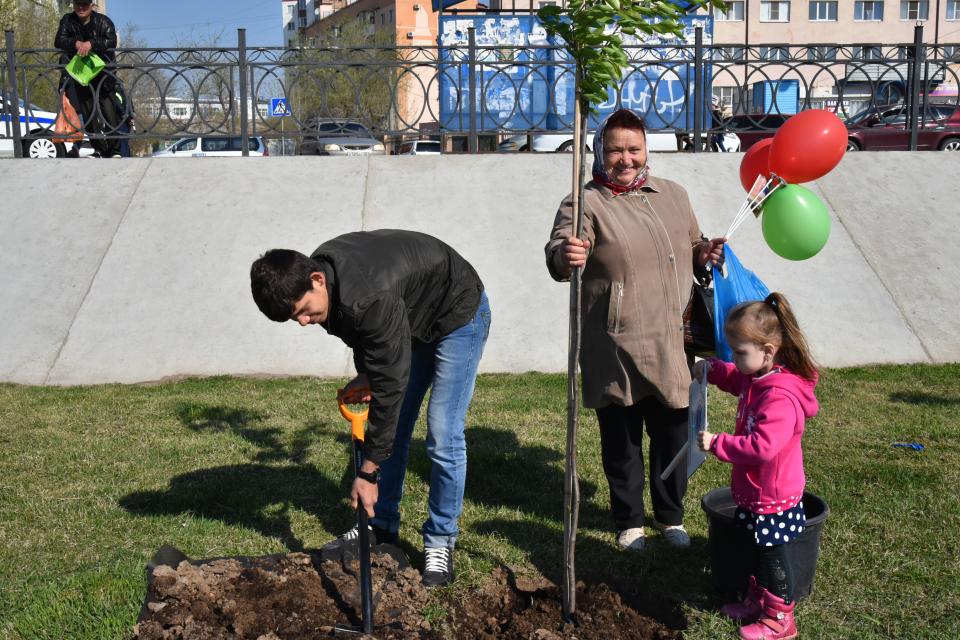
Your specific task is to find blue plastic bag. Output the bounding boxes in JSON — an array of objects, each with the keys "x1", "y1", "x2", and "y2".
[{"x1": 713, "y1": 244, "x2": 771, "y2": 362}]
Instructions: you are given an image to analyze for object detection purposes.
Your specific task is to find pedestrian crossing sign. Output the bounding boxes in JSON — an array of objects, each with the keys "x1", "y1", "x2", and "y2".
[{"x1": 270, "y1": 98, "x2": 291, "y2": 117}]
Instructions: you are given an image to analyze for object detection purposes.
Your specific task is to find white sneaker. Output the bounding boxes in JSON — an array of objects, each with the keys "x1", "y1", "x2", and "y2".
[
  {"x1": 617, "y1": 527, "x2": 646, "y2": 551},
  {"x1": 653, "y1": 521, "x2": 691, "y2": 547}
]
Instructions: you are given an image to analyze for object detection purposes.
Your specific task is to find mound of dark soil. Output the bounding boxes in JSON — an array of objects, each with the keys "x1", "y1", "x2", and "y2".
[{"x1": 134, "y1": 545, "x2": 678, "y2": 640}]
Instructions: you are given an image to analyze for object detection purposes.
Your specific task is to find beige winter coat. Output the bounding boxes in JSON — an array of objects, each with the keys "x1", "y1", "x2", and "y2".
[{"x1": 545, "y1": 175, "x2": 703, "y2": 409}]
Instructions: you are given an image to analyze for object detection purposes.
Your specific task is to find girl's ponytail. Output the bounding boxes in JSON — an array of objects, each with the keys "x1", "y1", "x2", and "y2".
[{"x1": 764, "y1": 293, "x2": 819, "y2": 381}]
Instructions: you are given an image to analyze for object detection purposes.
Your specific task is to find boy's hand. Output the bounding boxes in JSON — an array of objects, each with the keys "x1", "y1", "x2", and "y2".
[
  {"x1": 692, "y1": 359, "x2": 710, "y2": 383},
  {"x1": 698, "y1": 430, "x2": 715, "y2": 452},
  {"x1": 351, "y1": 474, "x2": 378, "y2": 518},
  {"x1": 339, "y1": 374, "x2": 371, "y2": 403}
]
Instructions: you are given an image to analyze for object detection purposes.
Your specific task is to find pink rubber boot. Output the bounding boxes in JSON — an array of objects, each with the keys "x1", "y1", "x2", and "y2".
[
  {"x1": 720, "y1": 575, "x2": 763, "y2": 622},
  {"x1": 738, "y1": 589, "x2": 797, "y2": 640}
]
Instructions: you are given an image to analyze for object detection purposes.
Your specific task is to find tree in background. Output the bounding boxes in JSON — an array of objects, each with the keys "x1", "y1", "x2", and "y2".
[
  {"x1": 1, "y1": 0, "x2": 62, "y2": 111},
  {"x1": 289, "y1": 18, "x2": 397, "y2": 132}
]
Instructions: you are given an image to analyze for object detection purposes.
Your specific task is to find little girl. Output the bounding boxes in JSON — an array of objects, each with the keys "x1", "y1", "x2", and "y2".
[{"x1": 695, "y1": 292, "x2": 819, "y2": 640}]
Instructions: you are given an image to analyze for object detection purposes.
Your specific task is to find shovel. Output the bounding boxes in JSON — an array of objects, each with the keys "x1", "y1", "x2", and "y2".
[{"x1": 334, "y1": 390, "x2": 375, "y2": 635}]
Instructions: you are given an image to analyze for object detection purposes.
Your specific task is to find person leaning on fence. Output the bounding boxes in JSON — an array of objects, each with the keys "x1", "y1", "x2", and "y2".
[
  {"x1": 544, "y1": 108, "x2": 725, "y2": 553},
  {"x1": 250, "y1": 230, "x2": 491, "y2": 588},
  {"x1": 55, "y1": 0, "x2": 123, "y2": 158},
  {"x1": 694, "y1": 293, "x2": 819, "y2": 640}
]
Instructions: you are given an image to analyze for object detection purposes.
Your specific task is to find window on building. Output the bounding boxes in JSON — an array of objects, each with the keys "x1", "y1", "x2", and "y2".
[
  {"x1": 807, "y1": 45, "x2": 838, "y2": 60},
  {"x1": 900, "y1": 0, "x2": 928, "y2": 19},
  {"x1": 895, "y1": 45, "x2": 912, "y2": 59},
  {"x1": 759, "y1": 45, "x2": 790, "y2": 60},
  {"x1": 389, "y1": 9, "x2": 394, "y2": 22},
  {"x1": 714, "y1": 86, "x2": 741, "y2": 111},
  {"x1": 948, "y1": 0, "x2": 960, "y2": 18},
  {"x1": 538, "y1": 1, "x2": 558, "y2": 7},
  {"x1": 715, "y1": 1, "x2": 745, "y2": 20},
  {"x1": 809, "y1": 0, "x2": 838, "y2": 19},
  {"x1": 713, "y1": 46, "x2": 746, "y2": 60},
  {"x1": 172, "y1": 107, "x2": 188, "y2": 117},
  {"x1": 854, "y1": 0, "x2": 884, "y2": 19},
  {"x1": 380, "y1": 13, "x2": 384, "y2": 24},
  {"x1": 853, "y1": 44, "x2": 883, "y2": 59},
  {"x1": 942, "y1": 45, "x2": 959, "y2": 58},
  {"x1": 761, "y1": 0, "x2": 791, "y2": 20}
]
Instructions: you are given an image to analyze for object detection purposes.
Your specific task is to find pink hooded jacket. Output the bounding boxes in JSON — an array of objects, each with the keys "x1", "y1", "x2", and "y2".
[{"x1": 707, "y1": 357, "x2": 819, "y2": 514}]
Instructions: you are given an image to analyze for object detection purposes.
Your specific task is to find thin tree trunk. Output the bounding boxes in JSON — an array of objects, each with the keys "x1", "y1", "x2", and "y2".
[{"x1": 562, "y1": 83, "x2": 588, "y2": 623}]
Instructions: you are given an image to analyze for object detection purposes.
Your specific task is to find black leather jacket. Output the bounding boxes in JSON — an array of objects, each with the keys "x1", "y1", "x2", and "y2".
[
  {"x1": 312, "y1": 230, "x2": 484, "y2": 463},
  {"x1": 54, "y1": 11, "x2": 117, "y2": 85}
]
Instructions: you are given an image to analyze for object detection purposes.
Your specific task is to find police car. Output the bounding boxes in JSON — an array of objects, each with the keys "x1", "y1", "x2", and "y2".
[{"x1": 0, "y1": 98, "x2": 90, "y2": 158}]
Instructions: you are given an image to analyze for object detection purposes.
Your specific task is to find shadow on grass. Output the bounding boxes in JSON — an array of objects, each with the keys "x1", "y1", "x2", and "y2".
[
  {"x1": 889, "y1": 391, "x2": 960, "y2": 406},
  {"x1": 119, "y1": 463, "x2": 350, "y2": 552},
  {"x1": 175, "y1": 403, "x2": 329, "y2": 464},
  {"x1": 473, "y1": 518, "x2": 715, "y2": 630},
  {"x1": 121, "y1": 404, "x2": 359, "y2": 552},
  {"x1": 399, "y1": 424, "x2": 606, "y2": 525}
]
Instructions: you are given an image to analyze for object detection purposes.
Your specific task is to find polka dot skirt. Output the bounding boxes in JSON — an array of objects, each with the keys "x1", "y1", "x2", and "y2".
[{"x1": 734, "y1": 502, "x2": 806, "y2": 547}]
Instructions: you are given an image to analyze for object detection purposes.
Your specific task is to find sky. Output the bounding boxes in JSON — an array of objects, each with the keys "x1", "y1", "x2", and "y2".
[{"x1": 107, "y1": 0, "x2": 284, "y2": 48}]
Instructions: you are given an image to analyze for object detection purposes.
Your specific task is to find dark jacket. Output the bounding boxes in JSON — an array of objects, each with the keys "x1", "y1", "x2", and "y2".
[
  {"x1": 55, "y1": 11, "x2": 117, "y2": 61},
  {"x1": 55, "y1": 11, "x2": 117, "y2": 87},
  {"x1": 312, "y1": 230, "x2": 484, "y2": 464}
]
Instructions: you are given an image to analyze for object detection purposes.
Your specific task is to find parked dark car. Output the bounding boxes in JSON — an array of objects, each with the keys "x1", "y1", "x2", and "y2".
[
  {"x1": 297, "y1": 120, "x2": 385, "y2": 156},
  {"x1": 844, "y1": 104, "x2": 960, "y2": 151},
  {"x1": 722, "y1": 113, "x2": 792, "y2": 151}
]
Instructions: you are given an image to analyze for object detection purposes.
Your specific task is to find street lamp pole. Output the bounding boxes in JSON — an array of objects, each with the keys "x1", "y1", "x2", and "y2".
[
  {"x1": 744, "y1": 0, "x2": 750, "y2": 113},
  {"x1": 935, "y1": 0, "x2": 941, "y2": 45}
]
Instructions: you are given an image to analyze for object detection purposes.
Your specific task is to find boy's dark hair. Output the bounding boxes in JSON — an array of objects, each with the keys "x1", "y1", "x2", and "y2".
[{"x1": 250, "y1": 249, "x2": 319, "y2": 322}]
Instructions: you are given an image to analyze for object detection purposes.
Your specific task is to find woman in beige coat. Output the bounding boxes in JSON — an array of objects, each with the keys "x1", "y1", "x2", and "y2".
[{"x1": 545, "y1": 108, "x2": 724, "y2": 551}]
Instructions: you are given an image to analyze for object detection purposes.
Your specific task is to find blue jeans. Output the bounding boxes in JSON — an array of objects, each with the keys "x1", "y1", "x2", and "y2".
[{"x1": 371, "y1": 292, "x2": 491, "y2": 549}]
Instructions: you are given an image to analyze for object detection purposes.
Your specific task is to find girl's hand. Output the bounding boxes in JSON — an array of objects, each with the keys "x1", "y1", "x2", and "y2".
[
  {"x1": 698, "y1": 430, "x2": 715, "y2": 452},
  {"x1": 692, "y1": 359, "x2": 710, "y2": 383}
]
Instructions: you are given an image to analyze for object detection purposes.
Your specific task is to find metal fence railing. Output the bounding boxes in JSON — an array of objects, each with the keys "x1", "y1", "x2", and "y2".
[{"x1": 3, "y1": 26, "x2": 958, "y2": 157}]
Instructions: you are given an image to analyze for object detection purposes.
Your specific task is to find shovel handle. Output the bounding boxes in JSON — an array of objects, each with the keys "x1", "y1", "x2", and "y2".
[{"x1": 337, "y1": 388, "x2": 369, "y2": 443}]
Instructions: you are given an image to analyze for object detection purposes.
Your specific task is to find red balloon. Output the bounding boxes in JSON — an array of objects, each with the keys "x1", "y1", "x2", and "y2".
[
  {"x1": 739, "y1": 138, "x2": 773, "y2": 192},
  {"x1": 768, "y1": 109, "x2": 847, "y2": 183}
]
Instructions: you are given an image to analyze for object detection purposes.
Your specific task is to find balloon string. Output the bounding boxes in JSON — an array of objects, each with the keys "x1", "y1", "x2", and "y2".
[
  {"x1": 725, "y1": 175, "x2": 786, "y2": 240},
  {"x1": 725, "y1": 175, "x2": 768, "y2": 238}
]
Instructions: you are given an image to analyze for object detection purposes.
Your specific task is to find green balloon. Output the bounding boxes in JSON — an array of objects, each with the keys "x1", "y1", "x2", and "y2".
[{"x1": 761, "y1": 185, "x2": 831, "y2": 261}]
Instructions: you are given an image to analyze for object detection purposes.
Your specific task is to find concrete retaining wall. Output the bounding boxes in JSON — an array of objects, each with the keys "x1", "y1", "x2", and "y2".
[{"x1": 1, "y1": 152, "x2": 957, "y2": 385}]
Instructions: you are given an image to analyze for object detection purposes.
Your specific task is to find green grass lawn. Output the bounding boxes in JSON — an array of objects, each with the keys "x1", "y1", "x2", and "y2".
[{"x1": 1, "y1": 365, "x2": 958, "y2": 639}]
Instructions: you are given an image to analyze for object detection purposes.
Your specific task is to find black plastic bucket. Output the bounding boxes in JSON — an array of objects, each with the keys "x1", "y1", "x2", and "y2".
[{"x1": 700, "y1": 488, "x2": 829, "y2": 602}]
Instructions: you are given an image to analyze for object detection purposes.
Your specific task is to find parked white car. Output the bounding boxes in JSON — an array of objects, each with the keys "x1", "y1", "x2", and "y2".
[
  {"x1": 396, "y1": 140, "x2": 441, "y2": 155},
  {"x1": 0, "y1": 98, "x2": 86, "y2": 158},
  {"x1": 152, "y1": 136, "x2": 269, "y2": 157}
]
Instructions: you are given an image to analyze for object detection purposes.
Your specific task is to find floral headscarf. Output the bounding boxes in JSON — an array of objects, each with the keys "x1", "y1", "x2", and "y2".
[{"x1": 591, "y1": 108, "x2": 650, "y2": 194}]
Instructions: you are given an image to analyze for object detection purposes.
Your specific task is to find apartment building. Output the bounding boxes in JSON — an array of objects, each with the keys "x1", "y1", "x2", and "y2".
[
  {"x1": 282, "y1": 0, "x2": 958, "y2": 139},
  {"x1": 302, "y1": 0, "x2": 483, "y2": 46},
  {"x1": 294, "y1": 0, "x2": 482, "y2": 144},
  {"x1": 282, "y1": 0, "x2": 334, "y2": 47},
  {"x1": 708, "y1": 0, "x2": 959, "y2": 112}
]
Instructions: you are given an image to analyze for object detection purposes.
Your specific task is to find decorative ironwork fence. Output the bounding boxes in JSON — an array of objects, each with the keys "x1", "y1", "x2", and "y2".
[{"x1": 3, "y1": 26, "x2": 958, "y2": 157}]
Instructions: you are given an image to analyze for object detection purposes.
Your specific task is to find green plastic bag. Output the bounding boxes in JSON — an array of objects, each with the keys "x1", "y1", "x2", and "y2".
[{"x1": 65, "y1": 53, "x2": 105, "y2": 86}]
